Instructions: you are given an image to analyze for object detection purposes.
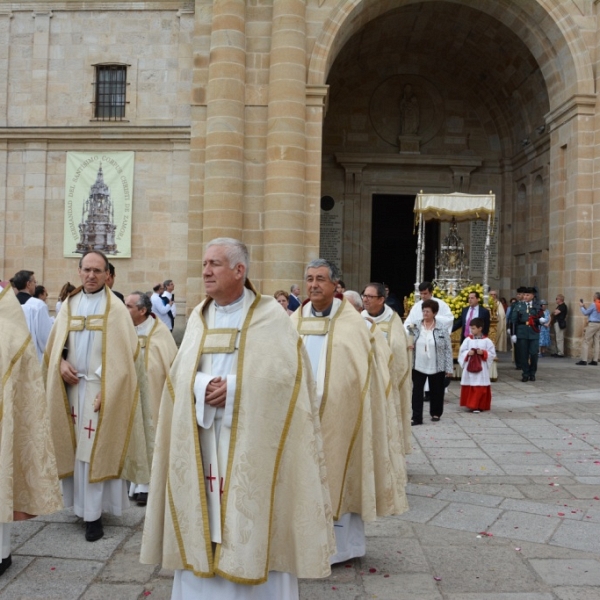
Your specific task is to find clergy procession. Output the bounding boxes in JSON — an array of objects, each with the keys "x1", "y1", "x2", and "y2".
[{"x1": 1, "y1": 238, "x2": 556, "y2": 598}]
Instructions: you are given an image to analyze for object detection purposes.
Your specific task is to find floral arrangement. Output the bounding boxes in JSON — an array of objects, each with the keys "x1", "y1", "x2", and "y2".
[{"x1": 406, "y1": 283, "x2": 495, "y2": 319}]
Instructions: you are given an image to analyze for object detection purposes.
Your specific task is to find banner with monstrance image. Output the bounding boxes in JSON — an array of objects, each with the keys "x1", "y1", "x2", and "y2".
[{"x1": 63, "y1": 151, "x2": 134, "y2": 258}]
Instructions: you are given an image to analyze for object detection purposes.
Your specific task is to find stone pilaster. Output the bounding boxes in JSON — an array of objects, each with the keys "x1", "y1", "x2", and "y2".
[
  {"x1": 201, "y1": 0, "x2": 246, "y2": 243},
  {"x1": 262, "y1": 0, "x2": 307, "y2": 292},
  {"x1": 187, "y1": 1, "x2": 211, "y2": 307},
  {"x1": 23, "y1": 142, "x2": 48, "y2": 279},
  {"x1": 31, "y1": 10, "x2": 52, "y2": 126},
  {"x1": 305, "y1": 84, "x2": 329, "y2": 265},
  {"x1": 0, "y1": 10, "x2": 12, "y2": 127}
]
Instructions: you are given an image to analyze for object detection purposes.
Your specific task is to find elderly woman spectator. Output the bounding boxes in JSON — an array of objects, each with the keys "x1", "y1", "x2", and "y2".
[
  {"x1": 408, "y1": 298, "x2": 453, "y2": 425},
  {"x1": 274, "y1": 289, "x2": 294, "y2": 315}
]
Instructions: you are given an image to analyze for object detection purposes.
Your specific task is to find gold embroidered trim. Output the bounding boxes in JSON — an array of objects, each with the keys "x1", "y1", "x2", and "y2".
[
  {"x1": 261, "y1": 335, "x2": 304, "y2": 583},
  {"x1": 378, "y1": 321, "x2": 391, "y2": 334},
  {"x1": 68, "y1": 314, "x2": 105, "y2": 331},
  {"x1": 318, "y1": 298, "x2": 346, "y2": 419},
  {"x1": 0, "y1": 332, "x2": 32, "y2": 424},
  {"x1": 297, "y1": 317, "x2": 330, "y2": 336},
  {"x1": 334, "y1": 343, "x2": 373, "y2": 520},
  {"x1": 215, "y1": 291, "x2": 261, "y2": 575},
  {"x1": 192, "y1": 303, "x2": 215, "y2": 572},
  {"x1": 201, "y1": 328, "x2": 239, "y2": 354}
]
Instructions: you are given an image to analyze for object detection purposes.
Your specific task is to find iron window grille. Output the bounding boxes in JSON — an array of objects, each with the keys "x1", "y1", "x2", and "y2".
[{"x1": 92, "y1": 64, "x2": 129, "y2": 121}]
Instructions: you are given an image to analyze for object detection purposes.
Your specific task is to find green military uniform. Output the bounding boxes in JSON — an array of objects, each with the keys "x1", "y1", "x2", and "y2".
[{"x1": 510, "y1": 297, "x2": 543, "y2": 381}]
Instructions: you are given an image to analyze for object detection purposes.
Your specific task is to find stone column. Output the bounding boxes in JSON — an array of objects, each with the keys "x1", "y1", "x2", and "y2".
[
  {"x1": 201, "y1": 0, "x2": 246, "y2": 243},
  {"x1": 547, "y1": 96, "x2": 595, "y2": 353},
  {"x1": 262, "y1": 0, "x2": 307, "y2": 292},
  {"x1": 187, "y1": 3, "x2": 212, "y2": 307}
]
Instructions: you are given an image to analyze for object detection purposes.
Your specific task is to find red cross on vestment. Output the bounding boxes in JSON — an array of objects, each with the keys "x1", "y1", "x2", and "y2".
[
  {"x1": 206, "y1": 464, "x2": 217, "y2": 493},
  {"x1": 70, "y1": 406, "x2": 77, "y2": 424},
  {"x1": 84, "y1": 420, "x2": 95, "y2": 438}
]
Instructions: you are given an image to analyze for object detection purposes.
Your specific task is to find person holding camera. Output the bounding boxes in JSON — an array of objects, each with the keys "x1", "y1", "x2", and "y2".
[
  {"x1": 576, "y1": 292, "x2": 600, "y2": 366},
  {"x1": 550, "y1": 294, "x2": 568, "y2": 357}
]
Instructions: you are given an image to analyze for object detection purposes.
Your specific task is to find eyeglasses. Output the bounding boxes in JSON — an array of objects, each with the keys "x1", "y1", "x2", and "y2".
[{"x1": 362, "y1": 294, "x2": 382, "y2": 300}]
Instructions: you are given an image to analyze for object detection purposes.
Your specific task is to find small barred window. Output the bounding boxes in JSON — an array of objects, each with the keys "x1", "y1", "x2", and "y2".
[{"x1": 92, "y1": 64, "x2": 128, "y2": 120}]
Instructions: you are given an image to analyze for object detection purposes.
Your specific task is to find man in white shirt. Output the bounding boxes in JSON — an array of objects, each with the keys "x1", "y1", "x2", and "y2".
[
  {"x1": 404, "y1": 281, "x2": 454, "y2": 335},
  {"x1": 151, "y1": 282, "x2": 173, "y2": 326},
  {"x1": 159, "y1": 279, "x2": 176, "y2": 331},
  {"x1": 12, "y1": 270, "x2": 54, "y2": 362}
]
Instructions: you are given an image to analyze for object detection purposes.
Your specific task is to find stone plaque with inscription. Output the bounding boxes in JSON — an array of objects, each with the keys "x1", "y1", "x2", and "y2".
[
  {"x1": 320, "y1": 197, "x2": 344, "y2": 269},
  {"x1": 469, "y1": 217, "x2": 499, "y2": 279}
]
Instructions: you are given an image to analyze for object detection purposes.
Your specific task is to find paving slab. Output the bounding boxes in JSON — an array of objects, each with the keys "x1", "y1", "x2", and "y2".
[
  {"x1": 434, "y1": 488, "x2": 504, "y2": 507},
  {"x1": 529, "y1": 559, "x2": 600, "y2": 586},
  {"x1": 396, "y1": 495, "x2": 448, "y2": 523},
  {"x1": 0, "y1": 557, "x2": 103, "y2": 600},
  {"x1": 488, "y1": 510, "x2": 561, "y2": 543},
  {"x1": 429, "y1": 503, "x2": 502, "y2": 533},
  {"x1": 549, "y1": 519, "x2": 600, "y2": 553},
  {"x1": 422, "y1": 546, "x2": 541, "y2": 593},
  {"x1": 15, "y1": 522, "x2": 130, "y2": 560}
]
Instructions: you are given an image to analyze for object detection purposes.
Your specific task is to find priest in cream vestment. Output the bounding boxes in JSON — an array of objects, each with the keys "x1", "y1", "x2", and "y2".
[
  {"x1": 44, "y1": 251, "x2": 154, "y2": 542},
  {"x1": 125, "y1": 291, "x2": 178, "y2": 505},
  {"x1": 0, "y1": 284, "x2": 63, "y2": 576},
  {"x1": 140, "y1": 239, "x2": 334, "y2": 600},
  {"x1": 292, "y1": 260, "x2": 409, "y2": 565},
  {"x1": 361, "y1": 282, "x2": 412, "y2": 454}
]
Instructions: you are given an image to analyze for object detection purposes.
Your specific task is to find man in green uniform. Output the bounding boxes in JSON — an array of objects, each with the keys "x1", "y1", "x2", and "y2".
[{"x1": 510, "y1": 287, "x2": 547, "y2": 382}]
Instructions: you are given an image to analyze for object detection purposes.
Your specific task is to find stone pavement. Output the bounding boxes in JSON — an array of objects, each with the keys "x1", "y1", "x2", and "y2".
[{"x1": 2, "y1": 354, "x2": 600, "y2": 599}]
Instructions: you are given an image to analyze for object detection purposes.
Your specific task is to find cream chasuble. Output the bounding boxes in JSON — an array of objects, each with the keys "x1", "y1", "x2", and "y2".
[
  {"x1": 138, "y1": 317, "x2": 178, "y2": 426},
  {"x1": 292, "y1": 299, "x2": 408, "y2": 525},
  {"x1": 141, "y1": 283, "x2": 334, "y2": 588},
  {"x1": 44, "y1": 286, "x2": 154, "y2": 491},
  {"x1": 362, "y1": 305, "x2": 412, "y2": 454},
  {"x1": 0, "y1": 285, "x2": 63, "y2": 559}
]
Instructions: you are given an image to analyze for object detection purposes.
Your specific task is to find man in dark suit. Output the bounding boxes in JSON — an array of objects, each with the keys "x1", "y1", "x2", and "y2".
[
  {"x1": 510, "y1": 287, "x2": 547, "y2": 382},
  {"x1": 287, "y1": 284, "x2": 301, "y2": 312},
  {"x1": 453, "y1": 291, "x2": 490, "y2": 342}
]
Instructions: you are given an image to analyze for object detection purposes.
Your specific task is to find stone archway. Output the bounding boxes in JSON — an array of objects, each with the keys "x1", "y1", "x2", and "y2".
[{"x1": 306, "y1": 0, "x2": 595, "y2": 325}]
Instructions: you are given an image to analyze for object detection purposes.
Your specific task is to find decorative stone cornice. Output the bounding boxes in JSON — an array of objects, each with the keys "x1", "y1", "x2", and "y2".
[
  {"x1": 6, "y1": 2, "x2": 192, "y2": 12},
  {"x1": 545, "y1": 94, "x2": 596, "y2": 130},
  {"x1": 0, "y1": 126, "x2": 190, "y2": 141},
  {"x1": 336, "y1": 153, "x2": 482, "y2": 169}
]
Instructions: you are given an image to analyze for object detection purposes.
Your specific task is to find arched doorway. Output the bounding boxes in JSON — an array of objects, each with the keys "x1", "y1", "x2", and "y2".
[{"x1": 311, "y1": 0, "x2": 595, "y2": 311}]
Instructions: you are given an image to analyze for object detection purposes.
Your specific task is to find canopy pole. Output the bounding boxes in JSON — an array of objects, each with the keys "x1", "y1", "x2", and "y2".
[
  {"x1": 415, "y1": 213, "x2": 425, "y2": 298},
  {"x1": 483, "y1": 213, "x2": 491, "y2": 304}
]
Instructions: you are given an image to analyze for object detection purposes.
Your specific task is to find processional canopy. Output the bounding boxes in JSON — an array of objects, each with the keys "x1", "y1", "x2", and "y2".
[{"x1": 414, "y1": 191, "x2": 495, "y2": 223}]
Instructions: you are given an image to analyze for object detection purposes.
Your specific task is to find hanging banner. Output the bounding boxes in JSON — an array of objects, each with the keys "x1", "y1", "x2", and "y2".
[{"x1": 63, "y1": 151, "x2": 134, "y2": 258}]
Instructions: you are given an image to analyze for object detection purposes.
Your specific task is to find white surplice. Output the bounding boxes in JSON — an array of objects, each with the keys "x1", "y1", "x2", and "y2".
[
  {"x1": 61, "y1": 288, "x2": 128, "y2": 522},
  {"x1": 299, "y1": 299, "x2": 366, "y2": 565},
  {"x1": 171, "y1": 289, "x2": 297, "y2": 600},
  {"x1": 0, "y1": 523, "x2": 10, "y2": 560}
]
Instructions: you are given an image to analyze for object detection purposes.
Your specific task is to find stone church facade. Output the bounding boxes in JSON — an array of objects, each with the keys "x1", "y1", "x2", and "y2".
[{"x1": 0, "y1": 0, "x2": 598, "y2": 353}]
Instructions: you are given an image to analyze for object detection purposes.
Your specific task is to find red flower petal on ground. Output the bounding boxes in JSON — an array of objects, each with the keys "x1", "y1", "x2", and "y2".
[{"x1": 369, "y1": 567, "x2": 377, "y2": 573}]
